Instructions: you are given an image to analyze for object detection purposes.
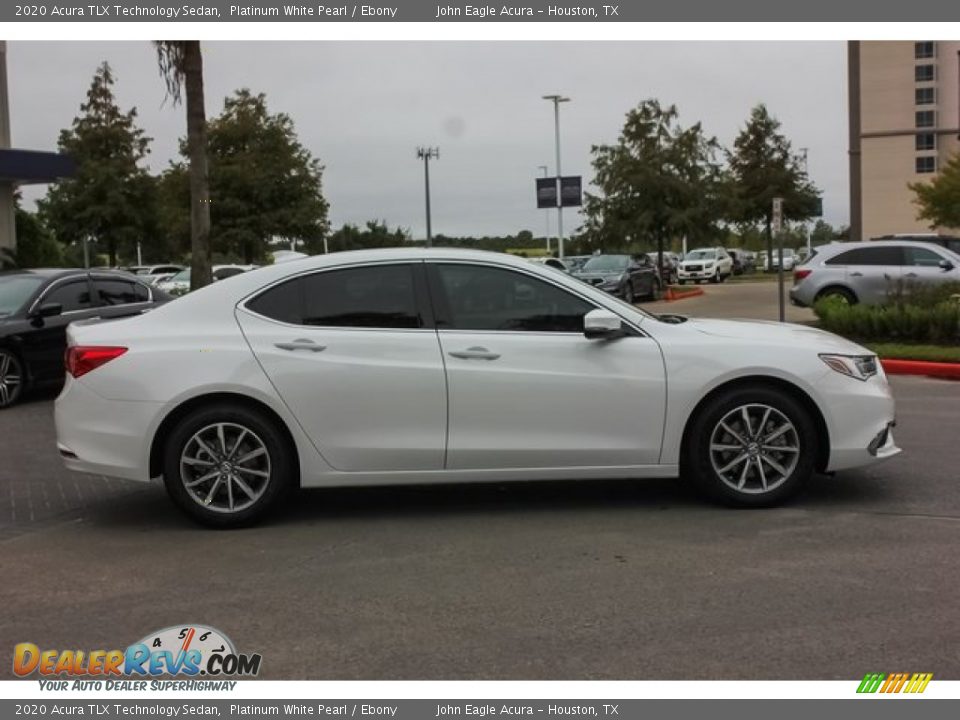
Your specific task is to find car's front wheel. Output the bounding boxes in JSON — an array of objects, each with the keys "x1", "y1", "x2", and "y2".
[
  {"x1": 162, "y1": 403, "x2": 294, "y2": 527},
  {"x1": 0, "y1": 349, "x2": 24, "y2": 410},
  {"x1": 623, "y1": 283, "x2": 634, "y2": 305},
  {"x1": 684, "y1": 386, "x2": 817, "y2": 507}
]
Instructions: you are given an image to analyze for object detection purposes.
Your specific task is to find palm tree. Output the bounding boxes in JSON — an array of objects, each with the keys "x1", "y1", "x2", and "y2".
[{"x1": 154, "y1": 41, "x2": 211, "y2": 291}]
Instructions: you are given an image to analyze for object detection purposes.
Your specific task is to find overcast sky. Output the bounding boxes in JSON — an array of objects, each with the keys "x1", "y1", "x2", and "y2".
[{"x1": 9, "y1": 41, "x2": 848, "y2": 238}]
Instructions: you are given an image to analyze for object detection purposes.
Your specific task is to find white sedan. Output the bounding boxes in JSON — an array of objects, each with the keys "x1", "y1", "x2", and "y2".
[{"x1": 55, "y1": 248, "x2": 899, "y2": 527}]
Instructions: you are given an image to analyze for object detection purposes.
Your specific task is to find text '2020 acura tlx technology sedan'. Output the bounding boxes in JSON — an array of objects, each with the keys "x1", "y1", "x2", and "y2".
[{"x1": 54, "y1": 249, "x2": 900, "y2": 527}]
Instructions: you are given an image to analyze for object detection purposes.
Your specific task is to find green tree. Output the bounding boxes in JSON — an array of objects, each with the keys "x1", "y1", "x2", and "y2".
[
  {"x1": 161, "y1": 90, "x2": 329, "y2": 263},
  {"x1": 39, "y1": 62, "x2": 154, "y2": 267},
  {"x1": 325, "y1": 221, "x2": 408, "y2": 253},
  {"x1": 155, "y1": 41, "x2": 212, "y2": 290},
  {"x1": 15, "y1": 206, "x2": 63, "y2": 268},
  {"x1": 582, "y1": 100, "x2": 723, "y2": 267},
  {"x1": 809, "y1": 219, "x2": 837, "y2": 247},
  {"x1": 910, "y1": 152, "x2": 960, "y2": 230},
  {"x1": 726, "y1": 104, "x2": 820, "y2": 265}
]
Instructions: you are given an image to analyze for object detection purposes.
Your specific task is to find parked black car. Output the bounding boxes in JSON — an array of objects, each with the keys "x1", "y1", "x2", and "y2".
[
  {"x1": 572, "y1": 253, "x2": 662, "y2": 304},
  {"x1": 0, "y1": 269, "x2": 171, "y2": 409}
]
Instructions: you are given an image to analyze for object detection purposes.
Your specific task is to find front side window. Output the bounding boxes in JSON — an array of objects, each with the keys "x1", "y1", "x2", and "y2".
[
  {"x1": 433, "y1": 264, "x2": 594, "y2": 333},
  {"x1": 95, "y1": 279, "x2": 149, "y2": 306},
  {"x1": 825, "y1": 247, "x2": 903, "y2": 266},
  {"x1": 44, "y1": 279, "x2": 92, "y2": 312},
  {"x1": 904, "y1": 246, "x2": 944, "y2": 267},
  {"x1": 247, "y1": 264, "x2": 422, "y2": 329}
]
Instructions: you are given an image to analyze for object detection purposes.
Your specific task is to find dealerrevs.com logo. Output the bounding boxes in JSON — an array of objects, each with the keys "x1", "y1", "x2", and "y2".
[
  {"x1": 14, "y1": 625, "x2": 262, "y2": 684},
  {"x1": 857, "y1": 673, "x2": 933, "y2": 694}
]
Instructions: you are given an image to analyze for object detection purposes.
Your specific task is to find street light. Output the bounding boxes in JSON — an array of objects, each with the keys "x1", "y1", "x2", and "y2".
[
  {"x1": 542, "y1": 94, "x2": 570, "y2": 259},
  {"x1": 416, "y1": 146, "x2": 439, "y2": 247},
  {"x1": 537, "y1": 164, "x2": 551, "y2": 254}
]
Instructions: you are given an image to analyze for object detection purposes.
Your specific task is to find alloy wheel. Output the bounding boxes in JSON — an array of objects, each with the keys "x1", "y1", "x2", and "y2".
[
  {"x1": 179, "y1": 422, "x2": 272, "y2": 514},
  {"x1": 0, "y1": 351, "x2": 22, "y2": 408},
  {"x1": 708, "y1": 403, "x2": 800, "y2": 495}
]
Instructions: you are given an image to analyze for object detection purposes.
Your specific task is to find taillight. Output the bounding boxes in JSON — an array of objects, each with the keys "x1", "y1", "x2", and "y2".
[
  {"x1": 793, "y1": 268, "x2": 812, "y2": 283},
  {"x1": 65, "y1": 346, "x2": 128, "y2": 379}
]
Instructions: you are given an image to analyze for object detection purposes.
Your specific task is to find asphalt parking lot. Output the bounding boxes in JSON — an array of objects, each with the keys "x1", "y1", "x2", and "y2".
[
  {"x1": 0, "y1": 279, "x2": 957, "y2": 681},
  {"x1": 650, "y1": 277, "x2": 817, "y2": 323}
]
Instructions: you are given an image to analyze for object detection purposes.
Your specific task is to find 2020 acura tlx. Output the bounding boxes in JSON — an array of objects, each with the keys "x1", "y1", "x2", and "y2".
[{"x1": 55, "y1": 248, "x2": 900, "y2": 527}]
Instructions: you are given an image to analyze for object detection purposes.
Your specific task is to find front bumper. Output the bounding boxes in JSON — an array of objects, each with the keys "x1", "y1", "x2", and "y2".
[
  {"x1": 821, "y1": 369, "x2": 901, "y2": 472},
  {"x1": 678, "y1": 268, "x2": 715, "y2": 280}
]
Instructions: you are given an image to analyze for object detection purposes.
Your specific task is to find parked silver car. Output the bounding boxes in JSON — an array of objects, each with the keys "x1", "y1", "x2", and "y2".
[{"x1": 790, "y1": 240, "x2": 960, "y2": 306}]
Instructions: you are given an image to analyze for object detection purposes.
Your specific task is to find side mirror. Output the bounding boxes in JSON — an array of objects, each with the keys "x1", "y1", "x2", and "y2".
[
  {"x1": 584, "y1": 309, "x2": 626, "y2": 340},
  {"x1": 32, "y1": 302, "x2": 63, "y2": 319},
  {"x1": 939, "y1": 259, "x2": 954, "y2": 271}
]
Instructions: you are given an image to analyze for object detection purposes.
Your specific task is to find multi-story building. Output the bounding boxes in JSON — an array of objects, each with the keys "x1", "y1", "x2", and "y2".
[{"x1": 848, "y1": 40, "x2": 960, "y2": 241}]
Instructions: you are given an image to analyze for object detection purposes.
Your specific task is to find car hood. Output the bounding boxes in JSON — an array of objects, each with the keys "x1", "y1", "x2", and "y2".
[
  {"x1": 686, "y1": 317, "x2": 870, "y2": 354},
  {"x1": 680, "y1": 259, "x2": 714, "y2": 265},
  {"x1": 575, "y1": 272, "x2": 622, "y2": 282}
]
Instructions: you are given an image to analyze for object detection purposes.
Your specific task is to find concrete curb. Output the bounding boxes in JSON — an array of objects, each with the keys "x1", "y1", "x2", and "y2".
[{"x1": 881, "y1": 358, "x2": 960, "y2": 380}]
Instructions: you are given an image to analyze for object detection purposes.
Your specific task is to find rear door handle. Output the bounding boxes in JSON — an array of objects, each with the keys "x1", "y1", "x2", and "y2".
[
  {"x1": 849, "y1": 272, "x2": 863, "y2": 277},
  {"x1": 904, "y1": 272, "x2": 918, "y2": 278},
  {"x1": 448, "y1": 346, "x2": 501, "y2": 361},
  {"x1": 275, "y1": 339, "x2": 326, "y2": 352}
]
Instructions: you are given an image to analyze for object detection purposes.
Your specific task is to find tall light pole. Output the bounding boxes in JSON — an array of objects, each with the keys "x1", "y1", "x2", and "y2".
[
  {"x1": 416, "y1": 147, "x2": 439, "y2": 247},
  {"x1": 800, "y1": 147, "x2": 811, "y2": 255},
  {"x1": 537, "y1": 165, "x2": 551, "y2": 254},
  {"x1": 542, "y1": 94, "x2": 570, "y2": 259}
]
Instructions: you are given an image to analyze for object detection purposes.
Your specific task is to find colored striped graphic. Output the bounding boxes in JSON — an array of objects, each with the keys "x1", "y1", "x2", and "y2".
[{"x1": 857, "y1": 673, "x2": 933, "y2": 694}]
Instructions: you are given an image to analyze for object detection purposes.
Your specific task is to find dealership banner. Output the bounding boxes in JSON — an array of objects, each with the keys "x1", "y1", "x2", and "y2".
[
  {"x1": 5, "y1": 0, "x2": 960, "y2": 22},
  {"x1": 2, "y1": 698, "x2": 960, "y2": 718}
]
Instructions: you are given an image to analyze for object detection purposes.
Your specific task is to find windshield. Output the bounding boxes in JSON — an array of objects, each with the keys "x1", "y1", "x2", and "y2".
[
  {"x1": 685, "y1": 249, "x2": 716, "y2": 261},
  {"x1": 0, "y1": 275, "x2": 45, "y2": 317},
  {"x1": 581, "y1": 255, "x2": 629, "y2": 273},
  {"x1": 169, "y1": 268, "x2": 190, "y2": 283}
]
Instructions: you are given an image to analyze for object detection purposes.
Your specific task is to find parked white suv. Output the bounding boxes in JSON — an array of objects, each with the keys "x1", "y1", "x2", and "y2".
[{"x1": 678, "y1": 247, "x2": 733, "y2": 284}]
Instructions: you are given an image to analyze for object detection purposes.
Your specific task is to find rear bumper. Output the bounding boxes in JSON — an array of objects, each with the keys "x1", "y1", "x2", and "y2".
[{"x1": 54, "y1": 377, "x2": 160, "y2": 482}]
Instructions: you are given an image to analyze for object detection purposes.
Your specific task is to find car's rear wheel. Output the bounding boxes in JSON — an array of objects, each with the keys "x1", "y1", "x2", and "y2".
[
  {"x1": 0, "y1": 349, "x2": 24, "y2": 410},
  {"x1": 816, "y1": 286, "x2": 857, "y2": 305},
  {"x1": 162, "y1": 403, "x2": 294, "y2": 527},
  {"x1": 684, "y1": 386, "x2": 817, "y2": 507}
]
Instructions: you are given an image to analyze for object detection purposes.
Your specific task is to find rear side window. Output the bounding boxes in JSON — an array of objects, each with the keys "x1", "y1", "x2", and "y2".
[
  {"x1": 825, "y1": 247, "x2": 903, "y2": 266},
  {"x1": 246, "y1": 264, "x2": 422, "y2": 329},
  {"x1": 44, "y1": 279, "x2": 92, "y2": 312},
  {"x1": 95, "y1": 279, "x2": 149, "y2": 305}
]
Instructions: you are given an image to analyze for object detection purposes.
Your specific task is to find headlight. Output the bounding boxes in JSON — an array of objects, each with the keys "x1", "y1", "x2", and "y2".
[{"x1": 819, "y1": 354, "x2": 878, "y2": 381}]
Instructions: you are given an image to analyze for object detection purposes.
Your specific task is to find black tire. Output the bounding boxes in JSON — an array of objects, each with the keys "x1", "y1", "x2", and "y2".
[
  {"x1": 0, "y1": 349, "x2": 24, "y2": 410},
  {"x1": 683, "y1": 386, "x2": 818, "y2": 508},
  {"x1": 710, "y1": 270, "x2": 721, "y2": 284},
  {"x1": 162, "y1": 403, "x2": 295, "y2": 528},
  {"x1": 623, "y1": 283, "x2": 634, "y2": 305},
  {"x1": 816, "y1": 286, "x2": 857, "y2": 306},
  {"x1": 678, "y1": 279, "x2": 686, "y2": 285}
]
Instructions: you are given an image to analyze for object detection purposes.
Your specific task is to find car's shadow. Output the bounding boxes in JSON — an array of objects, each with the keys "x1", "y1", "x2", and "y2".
[{"x1": 77, "y1": 468, "x2": 896, "y2": 532}]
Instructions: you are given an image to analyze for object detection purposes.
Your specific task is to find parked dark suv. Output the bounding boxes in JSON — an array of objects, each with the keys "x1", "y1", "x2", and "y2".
[
  {"x1": 0, "y1": 269, "x2": 171, "y2": 408},
  {"x1": 571, "y1": 253, "x2": 662, "y2": 304}
]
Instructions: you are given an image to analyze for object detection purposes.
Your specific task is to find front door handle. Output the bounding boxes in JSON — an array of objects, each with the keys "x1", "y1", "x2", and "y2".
[
  {"x1": 849, "y1": 272, "x2": 863, "y2": 277},
  {"x1": 904, "y1": 272, "x2": 918, "y2": 278},
  {"x1": 275, "y1": 339, "x2": 326, "y2": 352},
  {"x1": 448, "y1": 346, "x2": 501, "y2": 361}
]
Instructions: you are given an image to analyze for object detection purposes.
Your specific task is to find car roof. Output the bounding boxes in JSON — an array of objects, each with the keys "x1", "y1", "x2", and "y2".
[{"x1": 810, "y1": 239, "x2": 956, "y2": 257}]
